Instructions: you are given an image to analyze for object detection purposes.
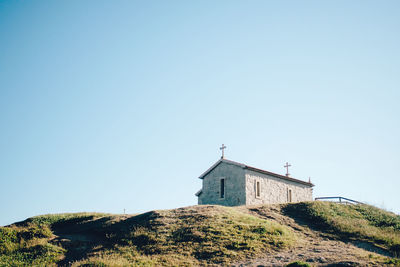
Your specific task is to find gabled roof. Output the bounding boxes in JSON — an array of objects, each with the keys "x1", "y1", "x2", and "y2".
[{"x1": 199, "y1": 158, "x2": 314, "y2": 187}]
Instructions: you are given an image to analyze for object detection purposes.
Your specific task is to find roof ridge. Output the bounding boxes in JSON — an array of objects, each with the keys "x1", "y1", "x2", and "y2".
[{"x1": 199, "y1": 158, "x2": 314, "y2": 187}]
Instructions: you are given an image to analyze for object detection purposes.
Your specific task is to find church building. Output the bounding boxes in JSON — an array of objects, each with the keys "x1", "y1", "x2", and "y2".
[{"x1": 196, "y1": 146, "x2": 314, "y2": 206}]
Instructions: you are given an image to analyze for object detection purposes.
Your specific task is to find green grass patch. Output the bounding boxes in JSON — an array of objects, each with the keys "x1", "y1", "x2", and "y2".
[
  {"x1": 24, "y1": 212, "x2": 111, "y2": 226},
  {"x1": 0, "y1": 223, "x2": 65, "y2": 266},
  {"x1": 385, "y1": 257, "x2": 400, "y2": 265}
]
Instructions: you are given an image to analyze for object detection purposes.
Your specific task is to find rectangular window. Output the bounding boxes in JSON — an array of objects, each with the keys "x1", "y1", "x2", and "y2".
[
  {"x1": 256, "y1": 181, "x2": 260, "y2": 198},
  {"x1": 287, "y1": 189, "x2": 292, "y2": 203},
  {"x1": 220, "y1": 179, "x2": 225, "y2": 198}
]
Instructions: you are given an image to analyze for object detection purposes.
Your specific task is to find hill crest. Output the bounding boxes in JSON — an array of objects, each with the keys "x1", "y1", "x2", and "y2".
[{"x1": 1, "y1": 202, "x2": 399, "y2": 266}]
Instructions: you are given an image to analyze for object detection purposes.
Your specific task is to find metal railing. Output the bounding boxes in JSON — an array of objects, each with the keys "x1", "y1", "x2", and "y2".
[{"x1": 315, "y1": 197, "x2": 364, "y2": 205}]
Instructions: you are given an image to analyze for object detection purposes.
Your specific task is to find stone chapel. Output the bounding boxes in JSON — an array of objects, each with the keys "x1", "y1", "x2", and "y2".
[{"x1": 195, "y1": 152, "x2": 314, "y2": 206}]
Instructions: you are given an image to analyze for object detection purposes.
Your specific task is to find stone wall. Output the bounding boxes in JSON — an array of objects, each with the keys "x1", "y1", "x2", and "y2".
[
  {"x1": 245, "y1": 169, "x2": 313, "y2": 205},
  {"x1": 198, "y1": 162, "x2": 246, "y2": 206}
]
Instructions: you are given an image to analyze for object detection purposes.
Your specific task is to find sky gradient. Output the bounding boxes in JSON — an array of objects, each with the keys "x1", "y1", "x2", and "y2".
[{"x1": 1, "y1": 1, "x2": 399, "y2": 226}]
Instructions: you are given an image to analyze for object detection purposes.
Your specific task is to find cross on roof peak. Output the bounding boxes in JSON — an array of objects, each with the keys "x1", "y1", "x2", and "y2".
[
  {"x1": 219, "y1": 144, "x2": 227, "y2": 159},
  {"x1": 284, "y1": 162, "x2": 291, "y2": 177}
]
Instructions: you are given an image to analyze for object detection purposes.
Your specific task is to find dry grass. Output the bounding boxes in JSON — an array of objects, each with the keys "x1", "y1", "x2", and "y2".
[
  {"x1": 283, "y1": 201, "x2": 400, "y2": 257},
  {"x1": 1, "y1": 206, "x2": 295, "y2": 266},
  {"x1": 74, "y1": 205, "x2": 296, "y2": 265}
]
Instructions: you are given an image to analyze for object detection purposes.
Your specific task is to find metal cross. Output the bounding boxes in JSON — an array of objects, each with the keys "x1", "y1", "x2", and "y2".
[
  {"x1": 284, "y1": 162, "x2": 291, "y2": 177},
  {"x1": 220, "y1": 144, "x2": 227, "y2": 159}
]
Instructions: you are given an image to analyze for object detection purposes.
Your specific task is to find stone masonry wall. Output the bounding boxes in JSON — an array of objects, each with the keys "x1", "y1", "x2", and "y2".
[
  {"x1": 245, "y1": 170, "x2": 313, "y2": 205},
  {"x1": 198, "y1": 162, "x2": 246, "y2": 206}
]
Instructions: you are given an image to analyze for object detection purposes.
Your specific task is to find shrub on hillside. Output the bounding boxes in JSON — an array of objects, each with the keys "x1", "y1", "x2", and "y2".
[{"x1": 0, "y1": 227, "x2": 18, "y2": 253}]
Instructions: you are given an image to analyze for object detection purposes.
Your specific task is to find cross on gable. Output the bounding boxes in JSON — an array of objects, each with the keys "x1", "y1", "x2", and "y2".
[
  {"x1": 220, "y1": 144, "x2": 227, "y2": 159},
  {"x1": 284, "y1": 162, "x2": 291, "y2": 177}
]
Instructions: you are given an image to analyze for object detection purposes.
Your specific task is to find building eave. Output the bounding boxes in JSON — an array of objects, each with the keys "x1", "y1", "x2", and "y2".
[
  {"x1": 245, "y1": 166, "x2": 314, "y2": 187},
  {"x1": 195, "y1": 189, "x2": 202, "y2": 197},
  {"x1": 198, "y1": 158, "x2": 314, "y2": 187}
]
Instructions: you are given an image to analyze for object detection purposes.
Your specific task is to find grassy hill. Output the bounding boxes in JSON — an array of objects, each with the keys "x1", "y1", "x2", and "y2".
[
  {"x1": 0, "y1": 202, "x2": 399, "y2": 266},
  {"x1": 283, "y1": 201, "x2": 400, "y2": 258}
]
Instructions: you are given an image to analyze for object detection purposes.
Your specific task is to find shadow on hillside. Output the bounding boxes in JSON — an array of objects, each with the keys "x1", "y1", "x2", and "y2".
[
  {"x1": 52, "y1": 211, "x2": 161, "y2": 265},
  {"x1": 281, "y1": 203, "x2": 392, "y2": 258}
]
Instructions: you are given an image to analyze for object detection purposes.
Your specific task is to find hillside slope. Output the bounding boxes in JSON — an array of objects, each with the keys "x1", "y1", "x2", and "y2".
[{"x1": 0, "y1": 202, "x2": 399, "y2": 266}]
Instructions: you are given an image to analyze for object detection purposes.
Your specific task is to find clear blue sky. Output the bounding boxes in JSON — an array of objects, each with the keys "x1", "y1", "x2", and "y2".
[{"x1": 1, "y1": 1, "x2": 399, "y2": 226}]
